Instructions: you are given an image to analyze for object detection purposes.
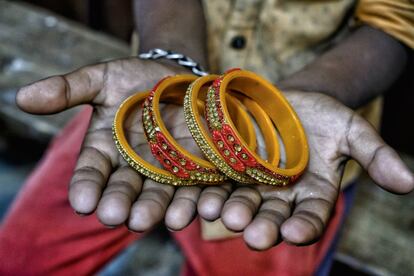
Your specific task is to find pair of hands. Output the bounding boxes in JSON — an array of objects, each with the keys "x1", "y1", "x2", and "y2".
[{"x1": 17, "y1": 58, "x2": 414, "y2": 250}]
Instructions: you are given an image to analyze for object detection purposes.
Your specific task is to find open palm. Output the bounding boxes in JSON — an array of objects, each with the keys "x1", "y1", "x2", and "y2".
[
  {"x1": 195, "y1": 91, "x2": 414, "y2": 250},
  {"x1": 17, "y1": 60, "x2": 414, "y2": 249},
  {"x1": 16, "y1": 58, "x2": 205, "y2": 232}
]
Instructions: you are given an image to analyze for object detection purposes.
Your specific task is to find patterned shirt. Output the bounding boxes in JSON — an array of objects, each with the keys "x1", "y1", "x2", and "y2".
[
  {"x1": 203, "y1": 0, "x2": 413, "y2": 81},
  {"x1": 203, "y1": 0, "x2": 355, "y2": 81}
]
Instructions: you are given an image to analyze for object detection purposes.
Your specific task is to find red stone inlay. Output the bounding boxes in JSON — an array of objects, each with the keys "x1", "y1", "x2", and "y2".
[
  {"x1": 212, "y1": 78, "x2": 221, "y2": 88},
  {"x1": 150, "y1": 143, "x2": 189, "y2": 178},
  {"x1": 206, "y1": 69, "x2": 299, "y2": 185},
  {"x1": 155, "y1": 132, "x2": 198, "y2": 171},
  {"x1": 210, "y1": 84, "x2": 224, "y2": 122},
  {"x1": 207, "y1": 73, "x2": 259, "y2": 172},
  {"x1": 221, "y1": 124, "x2": 257, "y2": 167},
  {"x1": 212, "y1": 130, "x2": 245, "y2": 172},
  {"x1": 143, "y1": 76, "x2": 213, "y2": 179}
]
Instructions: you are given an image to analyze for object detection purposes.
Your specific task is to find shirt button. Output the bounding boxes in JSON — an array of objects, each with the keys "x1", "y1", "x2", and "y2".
[{"x1": 230, "y1": 35, "x2": 246, "y2": 49}]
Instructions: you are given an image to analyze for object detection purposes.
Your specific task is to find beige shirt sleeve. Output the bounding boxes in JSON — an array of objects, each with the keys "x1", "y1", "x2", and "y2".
[{"x1": 356, "y1": 0, "x2": 414, "y2": 48}]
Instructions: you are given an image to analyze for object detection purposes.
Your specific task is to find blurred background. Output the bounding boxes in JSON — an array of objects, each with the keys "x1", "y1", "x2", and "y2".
[{"x1": 0, "y1": 0, "x2": 413, "y2": 275}]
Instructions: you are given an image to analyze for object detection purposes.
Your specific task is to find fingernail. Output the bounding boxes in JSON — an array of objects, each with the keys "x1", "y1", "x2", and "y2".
[
  {"x1": 104, "y1": 225, "x2": 117, "y2": 229},
  {"x1": 127, "y1": 229, "x2": 143, "y2": 234},
  {"x1": 74, "y1": 211, "x2": 86, "y2": 217}
]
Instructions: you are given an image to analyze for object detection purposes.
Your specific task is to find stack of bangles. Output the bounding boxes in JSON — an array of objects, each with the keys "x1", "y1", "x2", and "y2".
[{"x1": 112, "y1": 68, "x2": 309, "y2": 186}]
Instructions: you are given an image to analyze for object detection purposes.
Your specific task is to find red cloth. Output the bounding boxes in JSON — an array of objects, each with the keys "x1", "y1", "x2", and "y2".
[{"x1": 0, "y1": 109, "x2": 345, "y2": 276}]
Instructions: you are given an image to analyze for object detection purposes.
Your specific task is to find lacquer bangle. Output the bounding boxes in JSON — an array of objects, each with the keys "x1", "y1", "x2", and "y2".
[
  {"x1": 113, "y1": 91, "x2": 194, "y2": 186},
  {"x1": 230, "y1": 92, "x2": 280, "y2": 166},
  {"x1": 142, "y1": 75, "x2": 264, "y2": 184},
  {"x1": 142, "y1": 75, "x2": 224, "y2": 184},
  {"x1": 205, "y1": 69, "x2": 309, "y2": 185},
  {"x1": 183, "y1": 75, "x2": 282, "y2": 184}
]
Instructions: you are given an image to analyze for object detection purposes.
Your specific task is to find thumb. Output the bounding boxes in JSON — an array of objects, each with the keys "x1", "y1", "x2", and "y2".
[
  {"x1": 345, "y1": 114, "x2": 414, "y2": 194},
  {"x1": 16, "y1": 63, "x2": 105, "y2": 114}
]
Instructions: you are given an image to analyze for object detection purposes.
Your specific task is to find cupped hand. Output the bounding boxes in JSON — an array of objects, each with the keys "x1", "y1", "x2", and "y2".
[
  {"x1": 16, "y1": 58, "x2": 203, "y2": 232},
  {"x1": 197, "y1": 91, "x2": 414, "y2": 250},
  {"x1": 18, "y1": 62, "x2": 414, "y2": 249}
]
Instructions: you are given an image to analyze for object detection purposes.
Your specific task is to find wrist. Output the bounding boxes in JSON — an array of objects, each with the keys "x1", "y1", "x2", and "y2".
[
  {"x1": 278, "y1": 68, "x2": 343, "y2": 103},
  {"x1": 279, "y1": 26, "x2": 408, "y2": 109},
  {"x1": 134, "y1": 0, "x2": 208, "y2": 69}
]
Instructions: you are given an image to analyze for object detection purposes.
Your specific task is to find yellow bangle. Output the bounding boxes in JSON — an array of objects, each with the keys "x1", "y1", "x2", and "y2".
[
  {"x1": 142, "y1": 75, "x2": 224, "y2": 183},
  {"x1": 205, "y1": 69, "x2": 309, "y2": 185},
  {"x1": 113, "y1": 91, "x2": 193, "y2": 185},
  {"x1": 113, "y1": 76, "x2": 267, "y2": 185},
  {"x1": 230, "y1": 92, "x2": 280, "y2": 166},
  {"x1": 142, "y1": 74, "x2": 280, "y2": 184},
  {"x1": 184, "y1": 74, "x2": 282, "y2": 184},
  {"x1": 114, "y1": 70, "x2": 307, "y2": 186}
]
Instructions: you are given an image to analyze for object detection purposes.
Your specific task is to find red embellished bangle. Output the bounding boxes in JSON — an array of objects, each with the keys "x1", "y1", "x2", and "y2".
[
  {"x1": 142, "y1": 75, "x2": 264, "y2": 184},
  {"x1": 183, "y1": 74, "x2": 282, "y2": 184},
  {"x1": 205, "y1": 69, "x2": 309, "y2": 185}
]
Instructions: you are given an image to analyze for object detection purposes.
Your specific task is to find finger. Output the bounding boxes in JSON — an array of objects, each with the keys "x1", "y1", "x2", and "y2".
[
  {"x1": 221, "y1": 187, "x2": 261, "y2": 231},
  {"x1": 197, "y1": 183, "x2": 232, "y2": 221},
  {"x1": 281, "y1": 197, "x2": 335, "y2": 245},
  {"x1": 345, "y1": 114, "x2": 414, "y2": 194},
  {"x1": 16, "y1": 63, "x2": 105, "y2": 114},
  {"x1": 69, "y1": 146, "x2": 112, "y2": 214},
  {"x1": 128, "y1": 179, "x2": 175, "y2": 232},
  {"x1": 165, "y1": 186, "x2": 202, "y2": 231},
  {"x1": 243, "y1": 198, "x2": 291, "y2": 250},
  {"x1": 96, "y1": 166, "x2": 143, "y2": 226}
]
